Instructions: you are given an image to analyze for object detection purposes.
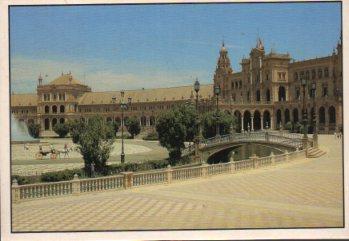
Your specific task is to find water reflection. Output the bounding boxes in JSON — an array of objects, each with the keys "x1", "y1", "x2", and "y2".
[{"x1": 207, "y1": 143, "x2": 292, "y2": 164}]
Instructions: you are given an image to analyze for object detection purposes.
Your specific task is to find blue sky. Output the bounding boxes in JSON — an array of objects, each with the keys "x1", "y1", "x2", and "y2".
[{"x1": 10, "y1": 2, "x2": 341, "y2": 93}]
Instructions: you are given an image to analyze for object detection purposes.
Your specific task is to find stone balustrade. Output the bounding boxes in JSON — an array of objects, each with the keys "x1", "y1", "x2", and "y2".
[{"x1": 12, "y1": 149, "x2": 306, "y2": 203}]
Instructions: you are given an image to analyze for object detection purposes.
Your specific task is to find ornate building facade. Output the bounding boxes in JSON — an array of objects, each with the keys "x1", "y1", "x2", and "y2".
[{"x1": 11, "y1": 38, "x2": 342, "y2": 135}]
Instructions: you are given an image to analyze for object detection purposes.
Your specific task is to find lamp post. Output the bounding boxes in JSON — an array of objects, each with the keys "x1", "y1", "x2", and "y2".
[
  {"x1": 114, "y1": 91, "x2": 132, "y2": 164},
  {"x1": 194, "y1": 79, "x2": 201, "y2": 163},
  {"x1": 301, "y1": 78, "x2": 308, "y2": 155},
  {"x1": 214, "y1": 85, "x2": 221, "y2": 137},
  {"x1": 311, "y1": 82, "x2": 318, "y2": 148}
]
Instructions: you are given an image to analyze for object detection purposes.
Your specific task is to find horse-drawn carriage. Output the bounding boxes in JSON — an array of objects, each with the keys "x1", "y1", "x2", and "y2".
[
  {"x1": 35, "y1": 145, "x2": 58, "y2": 160},
  {"x1": 35, "y1": 144, "x2": 75, "y2": 160}
]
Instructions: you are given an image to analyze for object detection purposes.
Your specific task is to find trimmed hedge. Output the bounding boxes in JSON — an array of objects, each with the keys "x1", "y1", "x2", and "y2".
[
  {"x1": 142, "y1": 131, "x2": 159, "y2": 141},
  {"x1": 12, "y1": 156, "x2": 194, "y2": 184}
]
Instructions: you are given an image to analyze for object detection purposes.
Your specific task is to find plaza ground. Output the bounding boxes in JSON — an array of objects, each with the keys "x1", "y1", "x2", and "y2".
[
  {"x1": 12, "y1": 134, "x2": 343, "y2": 231},
  {"x1": 11, "y1": 138, "x2": 169, "y2": 176}
]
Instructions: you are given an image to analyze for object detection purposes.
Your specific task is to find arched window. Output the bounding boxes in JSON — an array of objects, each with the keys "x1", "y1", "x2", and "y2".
[
  {"x1": 52, "y1": 105, "x2": 57, "y2": 114},
  {"x1": 266, "y1": 89, "x2": 271, "y2": 102},
  {"x1": 45, "y1": 106, "x2": 49, "y2": 114},
  {"x1": 256, "y1": 90, "x2": 260, "y2": 102},
  {"x1": 324, "y1": 67, "x2": 329, "y2": 77},
  {"x1": 278, "y1": 86, "x2": 286, "y2": 101},
  {"x1": 60, "y1": 105, "x2": 65, "y2": 113},
  {"x1": 318, "y1": 69, "x2": 323, "y2": 78},
  {"x1": 59, "y1": 118, "x2": 65, "y2": 124},
  {"x1": 328, "y1": 106, "x2": 336, "y2": 124},
  {"x1": 312, "y1": 69, "x2": 316, "y2": 79}
]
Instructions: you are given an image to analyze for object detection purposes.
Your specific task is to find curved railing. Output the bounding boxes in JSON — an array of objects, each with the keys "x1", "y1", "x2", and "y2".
[
  {"x1": 183, "y1": 130, "x2": 311, "y2": 156},
  {"x1": 12, "y1": 148, "x2": 306, "y2": 203}
]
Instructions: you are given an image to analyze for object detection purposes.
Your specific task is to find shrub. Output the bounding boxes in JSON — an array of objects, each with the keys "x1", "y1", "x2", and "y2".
[
  {"x1": 12, "y1": 175, "x2": 40, "y2": 185},
  {"x1": 285, "y1": 121, "x2": 293, "y2": 131},
  {"x1": 53, "y1": 123, "x2": 70, "y2": 138},
  {"x1": 143, "y1": 131, "x2": 159, "y2": 141},
  {"x1": 41, "y1": 168, "x2": 84, "y2": 182},
  {"x1": 27, "y1": 123, "x2": 40, "y2": 138},
  {"x1": 107, "y1": 159, "x2": 170, "y2": 175}
]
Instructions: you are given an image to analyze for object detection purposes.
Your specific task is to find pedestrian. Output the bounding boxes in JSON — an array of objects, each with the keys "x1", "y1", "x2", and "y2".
[{"x1": 334, "y1": 131, "x2": 337, "y2": 139}]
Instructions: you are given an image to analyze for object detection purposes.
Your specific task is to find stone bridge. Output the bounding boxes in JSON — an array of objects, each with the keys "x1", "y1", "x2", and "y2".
[{"x1": 184, "y1": 130, "x2": 313, "y2": 162}]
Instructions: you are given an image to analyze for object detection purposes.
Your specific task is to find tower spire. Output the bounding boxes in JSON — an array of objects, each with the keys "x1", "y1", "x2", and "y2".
[{"x1": 38, "y1": 73, "x2": 43, "y2": 86}]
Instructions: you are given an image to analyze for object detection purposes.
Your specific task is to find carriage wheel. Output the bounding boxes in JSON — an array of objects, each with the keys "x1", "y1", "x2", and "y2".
[
  {"x1": 51, "y1": 153, "x2": 57, "y2": 159},
  {"x1": 35, "y1": 153, "x2": 43, "y2": 160}
]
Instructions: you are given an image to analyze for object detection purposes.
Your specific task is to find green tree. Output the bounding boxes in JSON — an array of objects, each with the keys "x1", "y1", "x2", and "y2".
[
  {"x1": 53, "y1": 122, "x2": 70, "y2": 138},
  {"x1": 201, "y1": 110, "x2": 235, "y2": 139},
  {"x1": 27, "y1": 123, "x2": 40, "y2": 138},
  {"x1": 77, "y1": 115, "x2": 115, "y2": 175},
  {"x1": 67, "y1": 119, "x2": 86, "y2": 143},
  {"x1": 156, "y1": 108, "x2": 187, "y2": 165},
  {"x1": 125, "y1": 117, "x2": 141, "y2": 138}
]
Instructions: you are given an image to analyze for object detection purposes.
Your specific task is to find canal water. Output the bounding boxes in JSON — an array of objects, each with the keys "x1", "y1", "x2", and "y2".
[{"x1": 207, "y1": 143, "x2": 293, "y2": 164}]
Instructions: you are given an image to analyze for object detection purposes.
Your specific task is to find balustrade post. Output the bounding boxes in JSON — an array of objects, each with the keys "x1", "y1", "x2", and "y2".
[
  {"x1": 72, "y1": 173, "x2": 81, "y2": 195},
  {"x1": 121, "y1": 172, "x2": 134, "y2": 189},
  {"x1": 249, "y1": 154, "x2": 258, "y2": 168},
  {"x1": 201, "y1": 164, "x2": 209, "y2": 177},
  {"x1": 12, "y1": 178, "x2": 20, "y2": 203},
  {"x1": 166, "y1": 165, "x2": 173, "y2": 184}
]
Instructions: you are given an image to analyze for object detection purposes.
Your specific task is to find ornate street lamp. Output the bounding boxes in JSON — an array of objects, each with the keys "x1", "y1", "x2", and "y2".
[
  {"x1": 311, "y1": 82, "x2": 318, "y2": 148},
  {"x1": 301, "y1": 78, "x2": 308, "y2": 154},
  {"x1": 113, "y1": 91, "x2": 131, "y2": 164},
  {"x1": 194, "y1": 78, "x2": 201, "y2": 163},
  {"x1": 214, "y1": 85, "x2": 221, "y2": 137}
]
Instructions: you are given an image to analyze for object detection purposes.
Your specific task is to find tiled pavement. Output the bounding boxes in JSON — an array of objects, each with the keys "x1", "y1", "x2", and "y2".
[{"x1": 12, "y1": 135, "x2": 343, "y2": 231}]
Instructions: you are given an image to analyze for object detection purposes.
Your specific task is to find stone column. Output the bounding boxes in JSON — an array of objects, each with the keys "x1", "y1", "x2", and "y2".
[
  {"x1": 12, "y1": 179, "x2": 20, "y2": 203},
  {"x1": 251, "y1": 115, "x2": 254, "y2": 131},
  {"x1": 121, "y1": 172, "x2": 134, "y2": 189},
  {"x1": 201, "y1": 164, "x2": 209, "y2": 177},
  {"x1": 166, "y1": 165, "x2": 173, "y2": 184},
  {"x1": 241, "y1": 116, "x2": 244, "y2": 132},
  {"x1": 270, "y1": 116, "x2": 274, "y2": 130}
]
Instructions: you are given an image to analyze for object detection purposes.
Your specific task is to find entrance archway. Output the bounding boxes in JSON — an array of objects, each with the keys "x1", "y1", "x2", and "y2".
[
  {"x1": 234, "y1": 110, "x2": 242, "y2": 132},
  {"x1": 263, "y1": 110, "x2": 271, "y2": 129},
  {"x1": 328, "y1": 106, "x2": 336, "y2": 130},
  {"x1": 141, "y1": 116, "x2": 147, "y2": 126},
  {"x1": 253, "y1": 111, "x2": 261, "y2": 130},
  {"x1": 276, "y1": 109, "x2": 282, "y2": 128},
  {"x1": 285, "y1": 109, "x2": 290, "y2": 124},
  {"x1": 52, "y1": 118, "x2": 58, "y2": 128},
  {"x1": 319, "y1": 106, "x2": 325, "y2": 124},
  {"x1": 293, "y1": 108, "x2": 299, "y2": 123},
  {"x1": 44, "y1": 118, "x2": 50, "y2": 130},
  {"x1": 243, "y1": 111, "x2": 251, "y2": 131}
]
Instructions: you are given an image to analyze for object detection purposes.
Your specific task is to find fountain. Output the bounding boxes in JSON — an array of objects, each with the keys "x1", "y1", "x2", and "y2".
[{"x1": 11, "y1": 114, "x2": 40, "y2": 144}]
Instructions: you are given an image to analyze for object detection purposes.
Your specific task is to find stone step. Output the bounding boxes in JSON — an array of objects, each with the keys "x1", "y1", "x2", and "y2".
[{"x1": 307, "y1": 147, "x2": 326, "y2": 158}]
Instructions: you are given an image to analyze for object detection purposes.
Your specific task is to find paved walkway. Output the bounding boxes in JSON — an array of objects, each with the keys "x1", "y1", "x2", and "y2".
[{"x1": 12, "y1": 135, "x2": 343, "y2": 231}]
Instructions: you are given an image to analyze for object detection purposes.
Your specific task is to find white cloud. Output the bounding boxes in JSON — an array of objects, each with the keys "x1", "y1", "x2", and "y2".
[{"x1": 10, "y1": 55, "x2": 210, "y2": 93}]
